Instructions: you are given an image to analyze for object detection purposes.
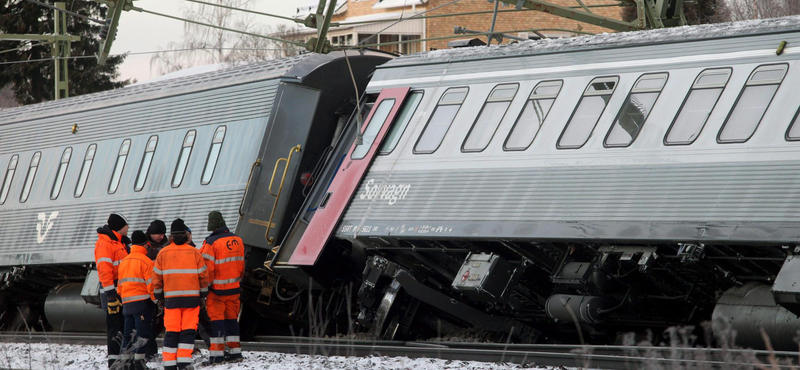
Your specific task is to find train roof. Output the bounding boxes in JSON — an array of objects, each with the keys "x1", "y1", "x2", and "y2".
[
  {"x1": 386, "y1": 15, "x2": 800, "y2": 67},
  {"x1": 0, "y1": 50, "x2": 390, "y2": 125}
]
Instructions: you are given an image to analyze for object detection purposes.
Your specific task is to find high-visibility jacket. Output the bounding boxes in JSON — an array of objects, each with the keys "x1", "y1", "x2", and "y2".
[
  {"x1": 94, "y1": 226, "x2": 129, "y2": 298},
  {"x1": 118, "y1": 245, "x2": 154, "y2": 304},
  {"x1": 201, "y1": 227, "x2": 245, "y2": 296},
  {"x1": 152, "y1": 242, "x2": 210, "y2": 309}
]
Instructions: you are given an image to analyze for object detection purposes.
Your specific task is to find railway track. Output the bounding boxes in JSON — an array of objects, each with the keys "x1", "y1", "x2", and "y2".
[{"x1": 0, "y1": 332, "x2": 795, "y2": 369}]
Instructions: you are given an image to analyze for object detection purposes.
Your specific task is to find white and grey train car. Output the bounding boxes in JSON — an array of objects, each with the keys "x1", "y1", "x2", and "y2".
[
  {"x1": 0, "y1": 51, "x2": 390, "y2": 331},
  {"x1": 279, "y1": 17, "x2": 800, "y2": 347}
]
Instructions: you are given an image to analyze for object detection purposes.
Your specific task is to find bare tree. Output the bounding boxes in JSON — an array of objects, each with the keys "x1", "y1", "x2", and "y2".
[
  {"x1": 717, "y1": 0, "x2": 800, "y2": 21},
  {"x1": 150, "y1": 0, "x2": 302, "y2": 76}
]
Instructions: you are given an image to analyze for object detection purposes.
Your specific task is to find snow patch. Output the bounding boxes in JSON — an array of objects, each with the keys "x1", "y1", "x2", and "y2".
[{"x1": 0, "y1": 342, "x2": 560, "y2": 369}]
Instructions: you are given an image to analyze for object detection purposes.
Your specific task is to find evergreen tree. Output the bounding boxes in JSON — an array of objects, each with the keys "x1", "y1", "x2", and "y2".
[{"x1": 0, "y1": 0, "x2": 129, "y2": 105}]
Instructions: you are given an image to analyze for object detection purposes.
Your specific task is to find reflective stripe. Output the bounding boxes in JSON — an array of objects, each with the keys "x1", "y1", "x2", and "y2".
[
  {"x1": 102, "y1": 285, "x2": 116, "y2": 292},
  {"x1": 213, "y1": 277, "x2": 241, "y2": 285},
  {"x1": 215, "y1": 256, "x2": 244, "y2": 264},
  {"x1": 210, "y1": 350, "x2": 224, "y2": 356},
  {"x1": 121, "y1": 294, "x2": 151, "y2": 303},
  {"x1": 153, "y1": 289, "x2": 163, "y2": 294},
  {"x1": 178, "y1": 343, "x2": 194, "y2": 350},
  {"x1": 228, "y1": 347, "x2": 242, "y2": 354},
  {"x1": 162, "y1": 347, "x2": 177, "y2": 353},
  {"x1": 107, "y1": 355, "x2": 121, "y2": 360},
  {"x1": 121, "y1": 354, "x2": 133, "y2": 360},
  {"x1": 200, "y1": 287, "x2": 208, "y2": 292},
  {"x1": 163, "y1": 360, "x2": 177, "y2": 366},
  {"x1": 202, "y1": 254, "x2": 215, "y2": 262},
  {"x1": 160, "y1": 267, "x2": 206, "y2": 274},
  {"x1": 146, "y1": 278, "x2": 152, "y2": 284},
  {"x1": 134, "y1": 353, "x2": 146, "y2": 360},
  {"x1": 97, "y1": 257, "x2": 113, "y2": 264},
  {"x1": 164, "y1": 290, "x2": 200, "y2": 297},
  {"x1": 177, "y1": 358, "x2": 193, "y2": 363},
  {"x1": 113, "y1": 260, "x2": 121, "y2": 266},
  {"x1": 153, "y1": 267, "x2": 162, "y2": 274},
  {"x1": 225, "y1": 336, "x2": 240, "y2": 342},
  {"x1": 210, "y1": 337, "x2": 224, "y2": 344},
  {"x1": 119, "y1": 277, "x2": 146, "y2": 284}
]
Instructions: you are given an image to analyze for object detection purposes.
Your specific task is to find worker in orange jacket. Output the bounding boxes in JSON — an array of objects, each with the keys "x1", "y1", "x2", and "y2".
[
  {"x1": 200, "y1": 211, "x2": 245, "y2": 364},
  {"x1": 118, "y1": 231, "x2": 155, "y2": 370},
  {"x1": 94, "y1": 213, "x2": 130, "y2": 369},
  {"x1": 152, "y1": 219, "x2": 210, "y2": 370}
]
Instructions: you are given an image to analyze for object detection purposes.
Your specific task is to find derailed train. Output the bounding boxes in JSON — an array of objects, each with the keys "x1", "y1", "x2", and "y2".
[{"x1": 2, "y1": 16, "x2": 800, "y2": 349}]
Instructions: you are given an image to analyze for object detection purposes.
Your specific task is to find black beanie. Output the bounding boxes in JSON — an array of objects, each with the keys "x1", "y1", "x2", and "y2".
[
  {"x1": 131, "y1": 230, "x2": 147, "y2": 245},
  {"x1": 107, "y1": 213, "x2": 128, "y2": 232},
  {"x1": 170, "y1": 218, "x2": 188, "y2": 234},
  {"x1": 147, "y1": 220, "x2": 166, "y2": 235},
  {"x1": 207, "y1": 211, "x2": 226, "y2": 232}
]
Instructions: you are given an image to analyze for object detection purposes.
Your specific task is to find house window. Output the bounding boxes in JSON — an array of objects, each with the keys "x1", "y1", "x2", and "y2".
[{"x1": 400, "y1": 35, "x2": 421, "y2": 54}]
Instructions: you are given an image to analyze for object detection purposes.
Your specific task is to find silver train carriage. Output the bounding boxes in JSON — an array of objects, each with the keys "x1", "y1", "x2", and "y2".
[
  {"x1": 274, "y1": 17, "x2": 800, "y2": 348},
  {"x1": 0, "y1": 51, "x2": 391, "y2": 333}
]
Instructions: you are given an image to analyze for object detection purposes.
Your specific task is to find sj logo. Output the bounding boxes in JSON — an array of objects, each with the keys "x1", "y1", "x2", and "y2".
[{"x1": 36, "y1": 211, "x2": 59, "y2": 244}]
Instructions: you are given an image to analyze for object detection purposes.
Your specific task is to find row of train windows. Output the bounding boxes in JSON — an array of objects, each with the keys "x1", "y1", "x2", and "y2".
[
  {"x1": 0, "y1": 126, "x2": 227, "y2": 205},
  {"x1": 370, "y1": 63, "x2": 796, "y2": 156}
]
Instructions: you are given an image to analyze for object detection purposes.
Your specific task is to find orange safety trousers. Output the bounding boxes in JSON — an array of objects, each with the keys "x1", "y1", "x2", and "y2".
[
  {"x1": 207, "y1": 292, "x2": 241, "y2": 362},
  {"x1": 162, "y1": 306, "x2": 199, "y2": 370}
]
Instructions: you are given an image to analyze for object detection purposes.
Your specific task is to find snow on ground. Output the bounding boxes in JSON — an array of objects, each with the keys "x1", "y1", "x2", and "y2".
[{"x1": 0, "y1": 342, "x2": 556, "y2": 370}]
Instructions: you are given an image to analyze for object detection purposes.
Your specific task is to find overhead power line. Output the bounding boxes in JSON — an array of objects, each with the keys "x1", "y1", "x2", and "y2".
[
  {"x1": 0, "y1": 40, "x2": 54, "y2": 55},
  {"x1": 0, "y1": 47, "x2": 296, "y2": 66},
  {"x1": 182, "y1": 0, "x2": 300, "y2": 23},
  {"x1": 133, "y1": 7, "x2": 306, "y2": 47},
  {"x1": 24, "y1": 0, "x2": 105, "y2": 24}
]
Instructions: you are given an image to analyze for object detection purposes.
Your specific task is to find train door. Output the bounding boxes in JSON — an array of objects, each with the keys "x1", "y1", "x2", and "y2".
[{"x1": 287, "y1": 87, "x2": 411, "y2": 265}]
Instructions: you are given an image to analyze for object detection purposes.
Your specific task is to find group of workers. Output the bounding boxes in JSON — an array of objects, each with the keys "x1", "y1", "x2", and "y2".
[{"x1": 94, "y1": 211, "x2": 245, "y2": 370}]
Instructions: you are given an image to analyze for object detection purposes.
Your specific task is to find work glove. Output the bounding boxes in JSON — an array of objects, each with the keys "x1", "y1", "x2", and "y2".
[{"x1": 107, "y1": 297, "x2": 121, "y2": 315}]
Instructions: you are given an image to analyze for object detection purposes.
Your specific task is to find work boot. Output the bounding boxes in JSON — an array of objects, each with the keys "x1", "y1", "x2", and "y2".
[{"x1": 223, "y1": 352, "x2": 243, "y2": 363}]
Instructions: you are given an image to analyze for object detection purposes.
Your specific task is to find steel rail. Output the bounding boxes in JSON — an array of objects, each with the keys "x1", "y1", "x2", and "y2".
[{"x1": 0, "y1": 333, "x2": 795, "y2": 370}]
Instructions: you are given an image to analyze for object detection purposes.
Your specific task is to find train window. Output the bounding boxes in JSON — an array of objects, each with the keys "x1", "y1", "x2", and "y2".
[
  {"x1": 504, "y1": 80, "x2": 563, "y2": 151},
  {"x1": 352, "y1": 99, "x2": 396, "y2": 159},
  {"x1": 135, "y1": 136, "x2": 158, "y2": 191},
  {"x1": 379, "y1": 92, "x2": 424, "y2": 155},
  {"x1": 20, "y1": 152, "x2": 41, "y2": 203},
  {"x1": 75, "y1": 144, "x2": 96, "y2": 198},
  {"x1": 463, "y1": 84, "x2": 519, "y2": 152},
  {"x1": 0, "y1": 155, "x2": 19, "y2": 205},
  {"x1": 558, "y1": 77, "x2": 619, "y2": 149},
  {"x1": 664, "y1": 68, "x2": 732, "y2": 145},
  {"x1": 414, "y1": 87, "x2": 469, "y2": 154},
  {"x1": 201, "y1": 127, "x2": 226, "y2": 184},
  {"x1": 719, "y1": 64, "x2": 788, "y2": 143},
  {"x1": 605, "y1": 73, "x2": 668, "y2": 147},
  {"x1": 788, "y1": 108, "x2": 800, "y2": 140},
  {"x1": 50, "y1": 147, "x2": 72, "y2": 200},
  {"x1": 108, "y1": 139, "x2": 131, "y2": 194},
  {"x1": 172, "y1": 130, "x2": 196, "y2": 188}
]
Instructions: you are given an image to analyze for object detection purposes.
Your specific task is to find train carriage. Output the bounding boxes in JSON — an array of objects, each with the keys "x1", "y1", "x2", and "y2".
[
  {"x1": 0, "y1": 51, "x2": 391, "y2": 331},
  {"x1": 275, "y1": 16, "x2": 800, "y2": 348}
]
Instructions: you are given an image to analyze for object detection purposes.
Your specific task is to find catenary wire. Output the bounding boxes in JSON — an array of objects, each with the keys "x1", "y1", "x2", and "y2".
[
  {"x1": 0, "y1": 40, "x2": 54, "y2": 55},
  {"x1": 182, "y1": 0, "x2": 299, "y2": 23},
  {"x1": 0, "y1": 47, "x2": 296, "y2": 66},
  {"x1": 24, "y1": 0, "x2": 106, "y2": 24}
]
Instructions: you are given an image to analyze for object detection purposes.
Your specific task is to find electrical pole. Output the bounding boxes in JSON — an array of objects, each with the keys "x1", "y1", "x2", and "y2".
[{"x1": 0, "y1": 3, "x2": 80, "y2": 100}]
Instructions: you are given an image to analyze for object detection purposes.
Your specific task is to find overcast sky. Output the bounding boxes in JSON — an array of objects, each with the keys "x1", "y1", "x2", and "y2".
[{"x1": 113, "y1": 0, "x2": 310, "y2": 82}]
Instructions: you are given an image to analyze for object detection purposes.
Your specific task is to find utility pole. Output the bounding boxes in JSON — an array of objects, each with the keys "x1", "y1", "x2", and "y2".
[{"x1": 0, "y1": 2, "x2": 80, "y2": 100}]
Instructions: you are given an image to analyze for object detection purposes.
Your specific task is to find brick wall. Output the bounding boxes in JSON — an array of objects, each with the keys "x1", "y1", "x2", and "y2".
[{"x1": 425, "y1": 0, "x2": 624, "y2": 50}]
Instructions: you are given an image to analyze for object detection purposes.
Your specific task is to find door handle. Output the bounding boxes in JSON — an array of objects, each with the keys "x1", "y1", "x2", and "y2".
[{"x1": 265, "y1": 145, "x2": 302, "y2": 245}]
